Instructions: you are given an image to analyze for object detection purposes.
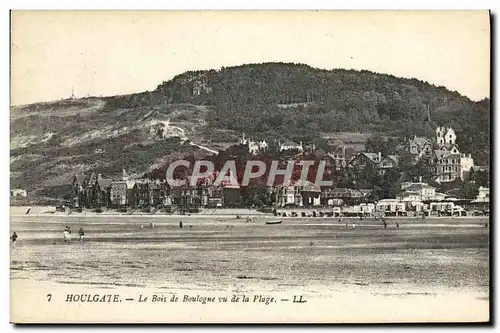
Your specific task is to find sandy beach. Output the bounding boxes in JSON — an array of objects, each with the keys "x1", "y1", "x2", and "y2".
[{"x1": 10, "y1": 215, "x2": 490, "y2": 323}]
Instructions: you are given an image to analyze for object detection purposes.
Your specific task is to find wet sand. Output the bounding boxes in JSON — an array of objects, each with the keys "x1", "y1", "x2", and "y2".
[{"x1": 10, "y1": 215, "x2": 490, "y2": 323}]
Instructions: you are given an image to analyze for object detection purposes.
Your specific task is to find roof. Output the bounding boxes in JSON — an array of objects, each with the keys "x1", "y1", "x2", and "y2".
[
  {"x1": 134, "y1": 182, "x2": 148, "y2": 190},
  {"x1": 434, "y1": 150, "x2": 449, "y2": 159},
  {"x1": 110, "y1": 181, "x2": 127, "y2": 188},
  {"x1": 472, "y1": 166, "x2": 489, "y2": 172},
  {"x1": 406, "y1": 183, "x2": 435, "y2": 191},
  {"x1": 361, "y1": 152, "x2": 380, "y2": 163},
  {"x1": 281, "y1": 140, "x2": 300, "y2": 147},
  {"x1": 74, "y1": 174, "x2": 86, "y2": 185},
  {"x1": 149, "y1": 182, "x2": 161, "y2": 190},
  {"x1": 399, "y1": 191, "x2": 419, "y2": 196},
  {"x1": 387, "y1": 155, "x2": 400, "y2": 165},
  {"x1": 97, "y1": 178, "x2": 113, "y2": 189},
  {"x1": 410, "y1": 136, "x2": 431, "y2": 147},
  {"x1": 294, "y1": 180, "x2": 321, "y2": 192},
  {"x1": 377, "y1": 199, "x2": 400, "y2": 203},
  {"x1": 471, "y1": 197, "x2": 489, "y2": 203},
  {"x1": 168, "y1": 179, "x2": 187, "y2": 187}
]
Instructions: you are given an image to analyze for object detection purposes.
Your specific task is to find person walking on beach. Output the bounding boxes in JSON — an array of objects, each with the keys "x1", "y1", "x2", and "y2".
[
  {"x1": 78, "y1": 228, "x2": 85, "y2": 241},
  {"x1": 63, "y1": 226, "x2": 72, "y2": 243},
  {"x1": 179, "y1": 221, "x2": 183, "y2": 229},
  {"x1": 11, "y1": 232, "x2": 18, "y2": 248}
]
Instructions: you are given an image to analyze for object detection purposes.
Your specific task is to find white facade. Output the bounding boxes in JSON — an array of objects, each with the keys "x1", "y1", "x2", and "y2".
[
  {"x1": 436, "y1": 126, "x2": 457, "y2": 147},
  {"x1": 240, "y1": 134, "x2": 268, "y2": 155},
  {"x1": 460, "y1": 154, "x2": 474, "y2": 181},
  {"x1": 376, "y1": 199, "x2": 406, "y2": 213},
  {"x1": 399, "y1": 182, "x2": 436, "y2": 201},
  {"x1": 10, "y1": 189, "x2": 27, "y2": 197}
]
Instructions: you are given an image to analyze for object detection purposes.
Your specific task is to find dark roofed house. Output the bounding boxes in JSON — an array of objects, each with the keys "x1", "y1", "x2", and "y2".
[
  {"x1": 72, "y1": 173, "x2": 87, "y2": 208},
  {"x1": 379, "y1": 154, "x2": 400, "y2": 175},
  {"x1": 148, "y1": 181, "x2": 164, "y2": 207},
  {"x1": 349, "y1": 152, "x2": 382, "y2": 170},
  {"x1": 96, "y1": 174, "x2": 113, "y2": 208},
  {"x1": 133, "y1": 181, "x2": 150, "y2": 208}
]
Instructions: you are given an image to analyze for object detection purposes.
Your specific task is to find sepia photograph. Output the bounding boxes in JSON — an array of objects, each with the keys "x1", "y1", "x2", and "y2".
[{"x1": 9, "y1": 10, "x2": 491, "y2": 323}]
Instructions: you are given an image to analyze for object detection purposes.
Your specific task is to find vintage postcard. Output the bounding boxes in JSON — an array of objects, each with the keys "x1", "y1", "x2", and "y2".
[{"x1": 10, "y1": 10, "x2": 491, "y2": 323}]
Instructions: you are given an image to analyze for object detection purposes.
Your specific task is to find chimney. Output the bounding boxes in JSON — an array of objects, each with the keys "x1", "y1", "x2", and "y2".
[
  {"x1": 378, "y1": 152, "x2": 381, "y2": 161},
  {"x1": 419, "y1": 176, "x2": 422, "y2": 183}
]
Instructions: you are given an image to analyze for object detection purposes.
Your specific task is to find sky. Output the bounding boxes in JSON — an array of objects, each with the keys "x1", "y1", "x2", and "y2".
[{"x1": 10, "y1": 10, "x2": 490, "y2": 105}]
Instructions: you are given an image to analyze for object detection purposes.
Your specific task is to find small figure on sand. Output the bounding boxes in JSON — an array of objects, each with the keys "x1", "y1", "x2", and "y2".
[
  {"x1": 338, "y1": 215, "x2": 343, "y2": 223},
  {"x1": 179, "y1": 221, "x2": 183, "y2": 229},
  {"x1": 352, "y1": 222, "x2": 356, "y2": 229},
  {"x1": 78, "y1": 228, "x2": 85, "y2": 241},
  {"x1": 63, "y1": 226, "x2": 72, "y2": 243},
  {"x1": 150, "y1": 221, "x2": 155, "y2": 228},
  {"x1": 11, "y1": 232, "x2": 18, "y2": 248}
]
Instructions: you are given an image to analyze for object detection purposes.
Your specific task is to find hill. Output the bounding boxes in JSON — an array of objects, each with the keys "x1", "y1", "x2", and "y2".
[{"x1": 10, "y1": 62, "x2": 490, "y2": 202}]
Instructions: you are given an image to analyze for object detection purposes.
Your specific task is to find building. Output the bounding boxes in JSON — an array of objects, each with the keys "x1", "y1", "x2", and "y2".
[
  {"x1": 72, "y1": 174, "x2": 88, "y2": 208},
  {"x1": 471, "y1": 186, "x2": 489, "y2": 203},
  {"x1": 279, "y1": 140, "x2": 304, "y2": 152},
  {"x1": 10, "y1": 189, "x2": 27, "y2": 197},
  {"x1": 432, "y1": 150, "x2": 461, "y2": 183},
  {"x1": 460, "y1": 153, "x2": 474, "y2": 181},
  {"x1": 95, "y1": 175, "x2": 113, "y2": 207},
  {"x1": 399, "y1": 182, "x2": 436, "y2": 201},
  {"x1": 110, "y1": 181, "x2": 128, "y2": 208},
  {"x1": 320, "y1": 187, "x2": 370, "y2": 205},
  {"x1": 276, "y1": 180, "x2": 321, "y2": 207},
  {"x1": 349, "y1": 152, "x2": 399, "y2": 175},
  {"x1": 133, "y1": 181, "x2": 149, "y2": 208},
  {"x1": 239, "y1": 133, "x2": 269, "y2": 155},
  {"x1": 378, "y1": 155, "x2": 400, "y2": 175},
  {"x1": 375, "y1": 199, "x2": 406, "y2": 216},
  {"x1": 322, "y1": 148, "x2": 349, "y2": 171},
  {"x1": 148, "y1": 181, "x2": 165, "y2": 207},
  {"x1": 349, "y1": 152, "x2": 382, "y2": 170},
  {"x1": 436, "y1": 126, "x2": 457, "y2": 149},
  {"x1": 407, "y1": 135, "x2": 432, "y2": 163}
]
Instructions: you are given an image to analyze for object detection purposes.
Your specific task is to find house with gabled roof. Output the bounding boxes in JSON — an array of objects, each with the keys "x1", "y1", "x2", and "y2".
[
  {"x1": 349, "y1": 152, "x2": 382, "y2": 170},
  {"x1": 408, "y1": 135, "x2": 433, "y2": 161},
  {"x1": 95, "y1": 174, "x2": 113, "y2": 207},
  {"x1": 378, "y1": 155, "x2": 400, "y2": 175}
]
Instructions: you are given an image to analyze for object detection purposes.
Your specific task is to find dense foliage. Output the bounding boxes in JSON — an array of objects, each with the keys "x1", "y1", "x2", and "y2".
[{"x1": 150, "y1": 63, "x2": 489, "y2": 165}]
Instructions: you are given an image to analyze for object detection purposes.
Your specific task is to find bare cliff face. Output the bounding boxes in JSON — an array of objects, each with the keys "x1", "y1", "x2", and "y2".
[{"x1": 10, "y1": 98, "x2": 224, "y2": 202}]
